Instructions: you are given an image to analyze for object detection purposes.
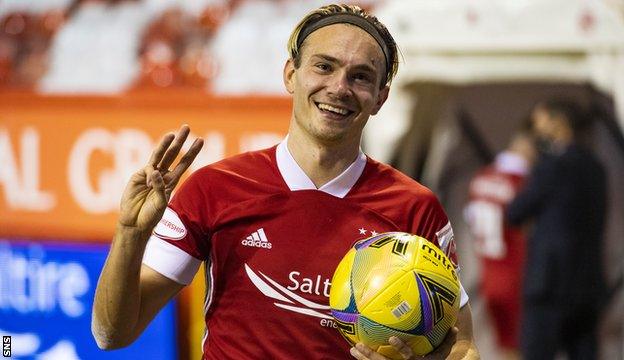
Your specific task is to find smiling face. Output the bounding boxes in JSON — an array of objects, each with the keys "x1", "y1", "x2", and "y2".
[{"x1": 283, "y1": 23, "x2": 389, "y2": 145}]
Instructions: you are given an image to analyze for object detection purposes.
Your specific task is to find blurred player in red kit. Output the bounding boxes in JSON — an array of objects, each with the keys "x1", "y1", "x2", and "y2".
[{"x1": 465, "y1": 129, "x2": 536, "y2": 360}]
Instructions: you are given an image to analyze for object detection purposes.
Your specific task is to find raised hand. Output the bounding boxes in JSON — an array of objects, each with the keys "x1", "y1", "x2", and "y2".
[{"x1": 118, "y1": 125, "x2": 203, "y2": 235}]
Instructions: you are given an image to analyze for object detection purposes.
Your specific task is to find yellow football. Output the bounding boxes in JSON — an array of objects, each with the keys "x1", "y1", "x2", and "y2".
[{"x1": 329, "y1": 232, "x2": 460, "y2": 358}]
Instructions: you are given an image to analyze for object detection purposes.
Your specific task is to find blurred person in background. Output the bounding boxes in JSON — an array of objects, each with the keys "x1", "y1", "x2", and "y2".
[
  {"x1": 464, "y1": 126, "x2": 537, "y2": 360},
  {"x1": 91, "y1": 4, "x2": 480, "y2": 360},
  {"x1": 136, "y1": 6, "x2": 215, "y2": 89},
  {"x1": 507, "y1": 98, "x2": 607, "y2": 360},
  {"x1": 0, "y1": 10, "x2": 65, "y2": 88}
]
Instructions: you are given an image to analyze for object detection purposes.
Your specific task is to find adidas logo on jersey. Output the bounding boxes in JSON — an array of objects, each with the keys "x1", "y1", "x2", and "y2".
[{"x1": 241, "y1": 228, "x2": 272, "y2": 249}]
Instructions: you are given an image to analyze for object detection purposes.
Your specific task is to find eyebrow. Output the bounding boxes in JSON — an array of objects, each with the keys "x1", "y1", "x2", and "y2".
[{"x1": 311, "y1": 54, "x2": 378, "y2": 75}]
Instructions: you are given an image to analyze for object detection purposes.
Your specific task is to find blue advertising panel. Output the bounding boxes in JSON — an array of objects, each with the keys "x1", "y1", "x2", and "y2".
[{"x1": 0, "y1": 239, "x2": 177, "y2": 359}]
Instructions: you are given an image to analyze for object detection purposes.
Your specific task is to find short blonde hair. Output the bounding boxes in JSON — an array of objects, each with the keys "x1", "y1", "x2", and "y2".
[{"x1": 287, "y1": 4, "x2": 399, "y2": 88}]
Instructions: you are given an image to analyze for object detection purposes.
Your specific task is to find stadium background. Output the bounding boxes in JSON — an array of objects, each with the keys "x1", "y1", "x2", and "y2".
[{"x1": 1, "y1": 0, "x2": 623, "y2": 359}]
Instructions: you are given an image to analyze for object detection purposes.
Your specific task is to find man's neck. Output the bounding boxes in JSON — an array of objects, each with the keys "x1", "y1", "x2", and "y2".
[{"x1": 286, "y1": 129, "x2": 361, "y2": 188}]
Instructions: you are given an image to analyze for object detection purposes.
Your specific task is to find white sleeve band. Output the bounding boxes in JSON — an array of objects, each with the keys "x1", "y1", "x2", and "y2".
[
  {"x1": 142, "y1": 235, "x2": 202, "y2": 285},
  {"x1": 459, "y1": 281, "x2": 469, "y2": 307}
]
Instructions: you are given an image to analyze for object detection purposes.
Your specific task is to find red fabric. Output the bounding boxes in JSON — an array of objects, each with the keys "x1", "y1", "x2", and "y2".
[
  {"x1": 166, "y1": 146, "x2": 456, "y2": 359},
  {"x1": 467, "y1": 165, "x2": 526, "y2": 349},
  {"x1": 485, "y1": 292, "x2": 521, "y2": 349}
]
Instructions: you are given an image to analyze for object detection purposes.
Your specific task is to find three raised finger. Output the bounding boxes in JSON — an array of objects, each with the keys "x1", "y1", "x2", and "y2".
[
  {"x1": 158, "y1": 125, "x2": 191, "y2": 171},
  {"x1": 169, "y1": 137, "x2": 204, "y2": 181},
  {"x1": 148, "y1": 132, "x2": 176, "y2": 168}
]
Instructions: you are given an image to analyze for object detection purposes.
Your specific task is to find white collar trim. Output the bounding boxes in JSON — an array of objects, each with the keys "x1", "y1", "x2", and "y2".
[{"x1": 275, "y1": 137, "x2": 367, "y2": 198}]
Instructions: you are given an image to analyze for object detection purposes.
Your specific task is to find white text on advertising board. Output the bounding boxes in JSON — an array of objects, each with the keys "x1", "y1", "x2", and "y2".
[{"x1": 1, "y1": 126, "x2": 282, "y2": 214}]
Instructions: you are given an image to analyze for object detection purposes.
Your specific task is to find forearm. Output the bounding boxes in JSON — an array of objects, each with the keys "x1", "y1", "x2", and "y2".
[
  {"x1": 449, "y1": 304, "x2": 480, "y2": 360},
  {"x1": 92, "y1": 224, "x2": 151, "y2": 349}
]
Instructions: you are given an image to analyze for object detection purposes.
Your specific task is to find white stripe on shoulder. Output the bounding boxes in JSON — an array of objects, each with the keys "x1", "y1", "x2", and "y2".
[
  {"x1": 459, "y1": 281, "x2": 469, "y2": 307},
  {"x1": 142, "y1": 235, "x2": 201, "y2": 285},
  {"x1": 435, "y1": 221, "x2": 454, "y2": 253}
]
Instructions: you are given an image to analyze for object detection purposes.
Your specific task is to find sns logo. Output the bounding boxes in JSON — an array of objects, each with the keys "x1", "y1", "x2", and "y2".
[
  {"x1": 241, "y1": 228, "x2": 272, "y2": 249},
  {"x1": 3, "y1": 336, "x2": 10, "y2": 358}
]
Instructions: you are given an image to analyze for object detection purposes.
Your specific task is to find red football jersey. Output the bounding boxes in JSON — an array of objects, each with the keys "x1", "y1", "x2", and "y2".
[
  {"x1": 144, "y1": 141, "x2": 462, "y2": 359},
  {"x1": 465, "y1": 152, "x2": 528, "y2": 293}
]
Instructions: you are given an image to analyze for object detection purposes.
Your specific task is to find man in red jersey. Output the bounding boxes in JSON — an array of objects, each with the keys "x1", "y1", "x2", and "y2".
[
  {"x1": 92, "y1": 4, "x2": 479, "y2": 359},
  {"x1": 464, "y1": 130, "x2": 536, "y2": 360}
]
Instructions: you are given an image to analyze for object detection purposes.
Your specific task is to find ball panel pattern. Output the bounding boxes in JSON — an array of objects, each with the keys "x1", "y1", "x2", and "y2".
[
  {"x1": 329, "y1": 248, "x2": 358, "y2": 311},
  {"x1": 329, "y1": 232, "x2": 460, "y2": 357}
]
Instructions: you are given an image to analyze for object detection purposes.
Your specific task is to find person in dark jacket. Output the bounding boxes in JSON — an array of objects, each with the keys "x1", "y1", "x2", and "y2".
[{"x1": 507, "y1": 98, "x2": 607, "y2": 360}]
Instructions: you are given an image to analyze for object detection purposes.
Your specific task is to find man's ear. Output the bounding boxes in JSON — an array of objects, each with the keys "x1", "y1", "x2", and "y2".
[
  {"x1": 371, "y1": 85, "x2": 390, "y2": 115},
  {"x1": 283, "y1": 59, "x2": 296, "y2": 94}
]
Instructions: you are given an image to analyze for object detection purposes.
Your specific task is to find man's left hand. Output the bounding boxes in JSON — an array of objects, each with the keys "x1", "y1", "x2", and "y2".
[{"x1": 350, "y1": 326, "x2": 477, "y2": 360}]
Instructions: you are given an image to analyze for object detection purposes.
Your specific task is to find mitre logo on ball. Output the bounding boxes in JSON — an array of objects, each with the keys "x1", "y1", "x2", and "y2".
[{"x1": 329, "y1": 232, "x2": 460, "y2": 359}]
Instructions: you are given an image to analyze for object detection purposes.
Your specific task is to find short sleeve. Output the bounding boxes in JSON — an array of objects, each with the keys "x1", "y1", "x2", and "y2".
[
  {"x1": 411, "y1": 193, "x2": 458, "y2": 268},
  {"x1": 141, "y1": 170, "x2": 212, "y2": 284},
  {"x1": 143, "y1": 235, "x2": 202, "y2": 285}
]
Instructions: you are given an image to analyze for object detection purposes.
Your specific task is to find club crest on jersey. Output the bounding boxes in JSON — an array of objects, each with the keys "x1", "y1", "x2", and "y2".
[
  {"x1": 153, "y1": 207, "x2": 187, "y2": 240},
  {"x1": 241, "y1": 228, "x2": 272, "y2": 249}
]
